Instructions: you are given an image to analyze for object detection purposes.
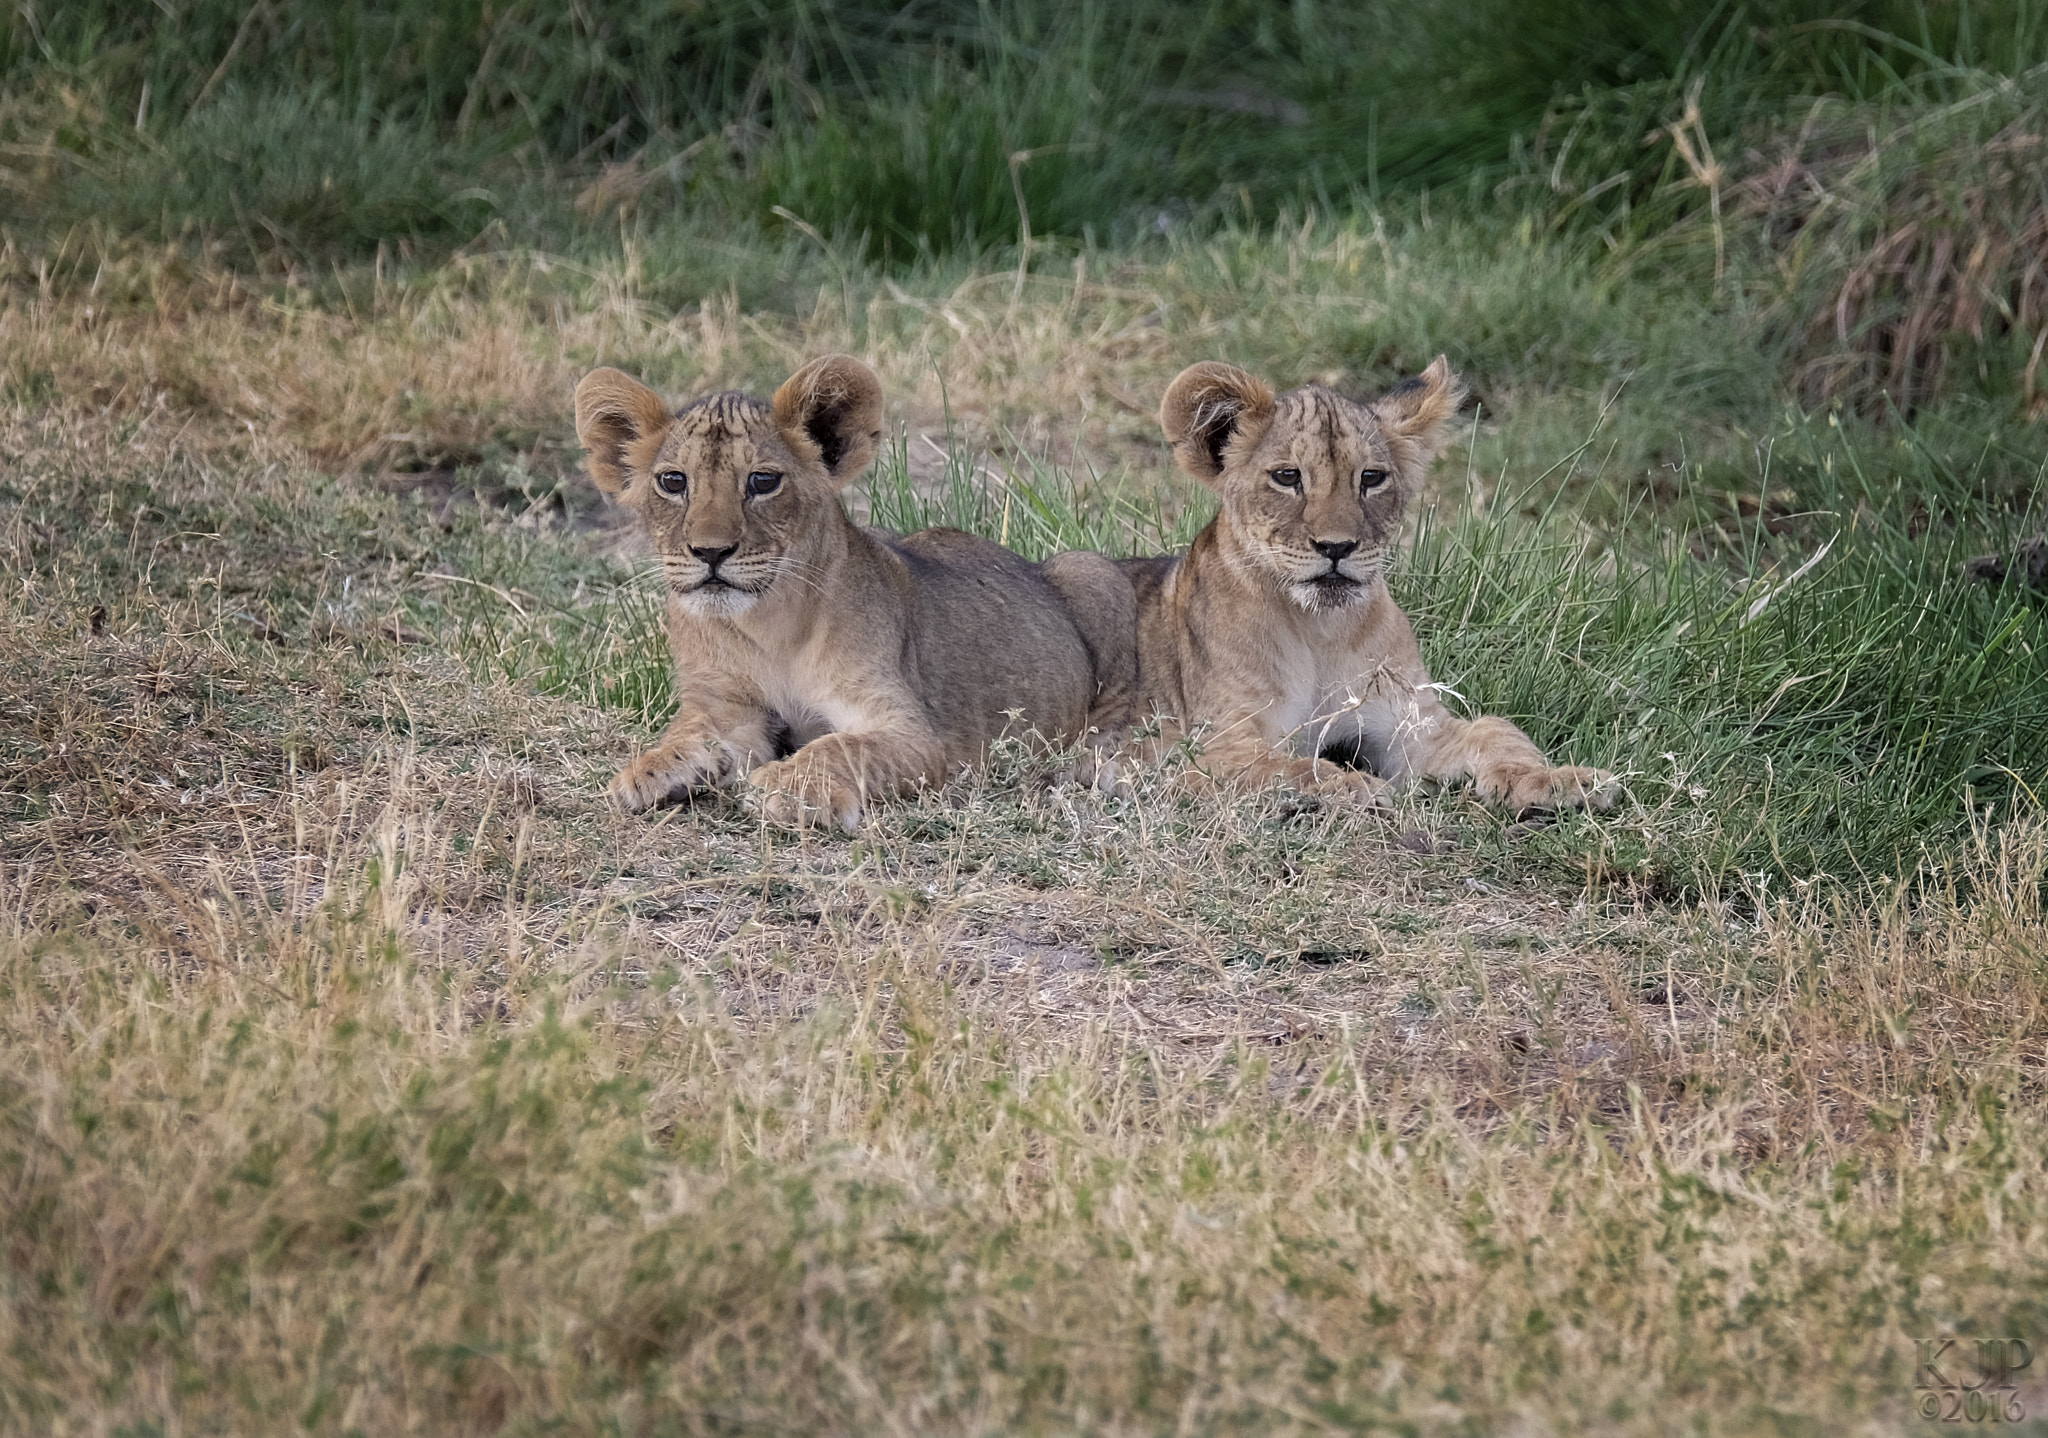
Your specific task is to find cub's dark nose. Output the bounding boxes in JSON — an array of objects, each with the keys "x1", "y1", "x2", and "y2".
[
  {"x1": 691, "y1": 543, "x2": 738, "y2": 572},
  {"x1": 1313, "y1": 538, "x2": 1358, "y2": 562}
]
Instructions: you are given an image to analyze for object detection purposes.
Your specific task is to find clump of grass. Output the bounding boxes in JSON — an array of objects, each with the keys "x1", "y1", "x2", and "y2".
[
  {"x1": 73, "y1": 87, "x2": 498, "y2": 261},
  {"x1": 490, "y1": 575, "x2": 677, "y2": 732},
  {"x1": 1507, "y1": 10, "x2": 2048, "y2": 414},
  {"x1": 755, "y1": 11, "x2": 1151, "y2": 261},
  {"x1": 859, "y1": 429, "x2": 1204, "y2": 557},
  {"x1": 1738, "y1": 76, "x2": 2048, "y2": 416}
]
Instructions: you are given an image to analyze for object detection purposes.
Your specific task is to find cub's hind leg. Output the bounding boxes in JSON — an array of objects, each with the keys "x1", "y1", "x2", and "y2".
[
  {"x1": 1107, "y1": 712, "x2": 1388, "y2": 807},
  {"x1": 1040, "y1": 550, "x2": 1139, "y2": 739}
]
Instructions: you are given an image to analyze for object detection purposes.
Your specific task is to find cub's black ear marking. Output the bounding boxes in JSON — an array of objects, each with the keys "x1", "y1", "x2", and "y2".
[
  {"x1": 1159, "y1": 362, "x2": 1278, "y2": 486},
  {"x1": 573, "y1": 368, "x2": 672, "y2": 496},
  {"x1": 805, "y1": 400, "x2": 855, "y2": 470},
  {"x1": 1373, "y1": 355, "x2": 1467, "y2": 486},
  {"x1": 772, "y1": 354, "x2": 885, "y2": 490},
  {"x1": 1375, "y1": 355, "x2": 1465, "y2": 440},
  {"x1": 1191, "y1": 398, "x2": 1241, "y2": 475}
]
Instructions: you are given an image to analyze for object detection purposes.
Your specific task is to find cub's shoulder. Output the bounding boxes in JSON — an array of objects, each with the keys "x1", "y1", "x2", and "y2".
[{"x1": 1115, "y1": 553, "x2": 1180, "y2": 607}]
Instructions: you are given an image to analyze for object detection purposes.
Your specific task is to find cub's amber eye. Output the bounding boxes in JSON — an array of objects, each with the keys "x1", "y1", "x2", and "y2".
[
  {"x1": 1269, "y1": 467, "x2": 1303, "y2": 492},
  {"x1": 655, "y1": 470, "x2": 688, "y2": 497},
  {"x1": 1359, "y1": 468, "x2": 1390, "y2": 492},
  {"x1": 746, "y1": 471, "x2": 784, "y2": 498}
]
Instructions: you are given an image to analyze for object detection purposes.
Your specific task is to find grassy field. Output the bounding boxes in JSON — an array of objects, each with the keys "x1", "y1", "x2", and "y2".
[{"x1": 6, "y1": 4, "x2": 2048, "y2": 1433}]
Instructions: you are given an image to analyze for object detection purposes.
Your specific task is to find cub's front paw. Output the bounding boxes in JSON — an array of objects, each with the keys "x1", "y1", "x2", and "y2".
[
  {"x1": 1500, "y1": 763, "x2": 1622, "y2": 816},
  {"x1": 610, "y1": 743, "x2": 728, "y2": 813},
  {"x1": 1064, "y1": 748, "x2": 1135, "y2": 800},
  {"x1": 748, "y1": 754, "x2": 865, "y2": 834},
  {"x1": 1293, "y1": 759, "x2": 1391, "y2": 809}
]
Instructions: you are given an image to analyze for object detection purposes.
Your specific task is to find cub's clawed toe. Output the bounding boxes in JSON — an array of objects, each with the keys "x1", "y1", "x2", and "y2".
[
  {"x1": 609, "y1": 746, "x2": 728, "y2": 813},
  {"x1": 1494, "y1": 764, "x2": 1623, "y2": 817},
  {"x1": 748, "y1": 757, "x2": 866, "y2": 834}
]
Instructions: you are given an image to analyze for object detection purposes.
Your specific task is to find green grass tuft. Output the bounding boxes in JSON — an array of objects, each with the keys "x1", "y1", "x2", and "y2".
[{"x1": 73, "y1": 88, "x2": 497, "y2": 259}]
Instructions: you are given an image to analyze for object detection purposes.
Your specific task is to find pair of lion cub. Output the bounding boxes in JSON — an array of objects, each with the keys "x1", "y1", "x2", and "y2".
[{"x1": 574, "y1": 354, "x2": 1617, "y2": 832}]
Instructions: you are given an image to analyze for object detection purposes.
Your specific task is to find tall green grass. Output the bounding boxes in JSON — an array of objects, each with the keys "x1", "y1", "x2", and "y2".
[
  {"x1": 12, "y1": 0, "x2": 2048, "y2": 251},
  {"x1": 754, "y1": 38, "x2": 1137, "y2": 261},
  {"x1": 13, "y1": 0, "x2": 2045, "y2": 415},
  {"x1": 1426, "y1": 401, "x2": 2045, "y2": 889},
  {"x1": 860, "y1": 432, "x2": 1204, "y2": 559},
  {"x1": 71, "y1": 89, "x2": 495, "y2": 261}
]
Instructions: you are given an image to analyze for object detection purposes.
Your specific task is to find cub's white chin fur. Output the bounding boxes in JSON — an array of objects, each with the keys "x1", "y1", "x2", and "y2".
[
  {"x1": 1282, "y1": 556, "x2": 1380, "y2": 613},
  {"x1": 674, "y1": 584, "x2": 762, "y2": 619},
  {"x1": 1289, "y1": 580, "x2": 1368, "y2": 612}
]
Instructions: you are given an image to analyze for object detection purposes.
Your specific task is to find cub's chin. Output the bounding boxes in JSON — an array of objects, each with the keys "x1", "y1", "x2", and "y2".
[
  {"x1": 673, "y1": 581, "x2": 763, "y2": 620},
  {"x1": 1288, "y1": 574, "x2": 1371, "y2": 613}
]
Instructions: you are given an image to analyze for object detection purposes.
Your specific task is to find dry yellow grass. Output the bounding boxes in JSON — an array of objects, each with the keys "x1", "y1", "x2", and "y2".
[
  {"x1": 3, "y1": 214, "x2": 1740, "y2": 510},
  {"x1": 0, "y1": 230, "x2": 1202, "y2": 480},
  {"x1": 5, "y1": 249, "x2": 2048, "y2": 1435}
]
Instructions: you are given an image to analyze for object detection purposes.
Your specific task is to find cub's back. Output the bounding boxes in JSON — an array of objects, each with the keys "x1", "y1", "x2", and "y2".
[{"x1": 886, "y1": 528, "x2": 1096, "y2": 757}]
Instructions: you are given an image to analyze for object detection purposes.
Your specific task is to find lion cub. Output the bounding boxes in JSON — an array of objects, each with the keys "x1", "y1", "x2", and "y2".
[
  {"x1": 574, "y1": 355, "x2": 1134, "y2": 831},
  {"x1": 1119, "y1": 357, "x2": 1616, "y2": 814}
]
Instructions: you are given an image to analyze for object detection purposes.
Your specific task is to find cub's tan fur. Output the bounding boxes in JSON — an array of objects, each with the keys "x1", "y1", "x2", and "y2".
[
  {"x1": 1119, "y1": 357, "x2": 1616, "y2": 814},
  {"x1": 574, "y1": 355, "x2": 1134, "y2": 831}
]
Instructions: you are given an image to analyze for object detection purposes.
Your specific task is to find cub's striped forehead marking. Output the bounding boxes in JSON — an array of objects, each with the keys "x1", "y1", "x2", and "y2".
[
  {"x1": 1267, "y1": 387, "x2": 1385, "y2": 472},
  {"x1": 654, "y1": 391, "x2": 774, "y2": 471}
]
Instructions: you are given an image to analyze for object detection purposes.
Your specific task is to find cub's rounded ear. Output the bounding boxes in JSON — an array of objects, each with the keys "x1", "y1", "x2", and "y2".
[
  {"x1": 772, "y1": 354, "x2": 884, "y2": 489},
  {"x1": 1375, "y1": 355, "x2": 1466, "y2": 458},
  {"x1": 1159, "y1": 362, "x2": 1276, "y2": 484},
  {"x1": 574, "y1": 368, "x2": 671, "y2": 496}
]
